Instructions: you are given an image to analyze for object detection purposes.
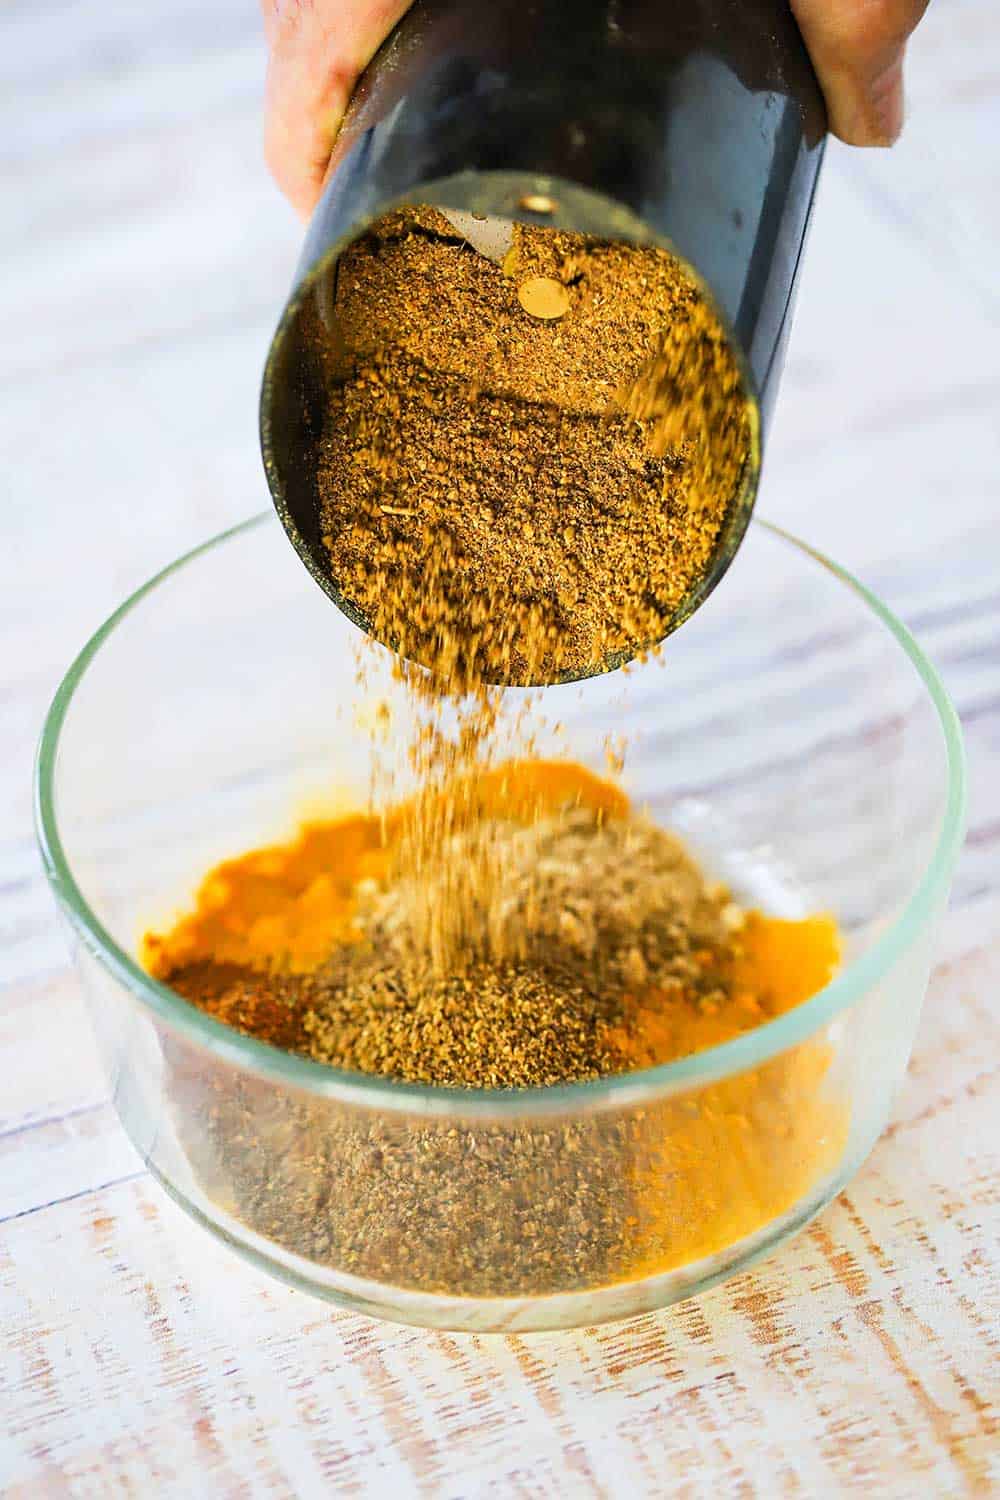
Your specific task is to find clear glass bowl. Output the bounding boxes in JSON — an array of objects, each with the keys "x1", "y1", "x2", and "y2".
[{"x1": 36, "y1": 514, "x2": 965, "y2": 1331}]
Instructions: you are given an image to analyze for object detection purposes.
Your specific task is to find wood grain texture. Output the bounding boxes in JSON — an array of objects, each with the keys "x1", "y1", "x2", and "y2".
[{"x1": 2, "y1": 0, "x2": 998, "y2": 1492}]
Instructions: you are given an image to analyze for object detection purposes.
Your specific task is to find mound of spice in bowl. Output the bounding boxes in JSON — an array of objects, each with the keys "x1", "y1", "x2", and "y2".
[
  {"x1": 147, "y1": 764, "x2": 840, "y2": 1089},
  {"x1": 145, "y1": 760, "x2": 845, "y2": 1296}
]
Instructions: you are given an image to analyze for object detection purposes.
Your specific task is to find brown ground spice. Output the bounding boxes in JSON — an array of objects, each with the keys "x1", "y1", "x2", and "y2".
[
  {"x1": 163, "y1": 807, "x2": 741, "y2": 1088},
  {"x1": 307, "y1": 208, "x2": 755, "y2": 980},
  {"x1": 146, "y1": 209, "x2": 830, "y2": 1299},
  {"x1": 316, "y1": 207, "x2": 755, "y2": 687},
  {"x1": 147, "y1": 765, "x2": 846, "y2": 1298}
]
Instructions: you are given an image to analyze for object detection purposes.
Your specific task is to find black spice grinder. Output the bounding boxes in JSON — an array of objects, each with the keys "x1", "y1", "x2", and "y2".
[{"x1": 260, "y1": 0, "x2": 826, "y2": 678}]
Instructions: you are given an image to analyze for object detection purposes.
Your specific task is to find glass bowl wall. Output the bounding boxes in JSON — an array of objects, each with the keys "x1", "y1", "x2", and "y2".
[{"x1": 36, "y1": 515, "x2": 965, "y2": 1331}]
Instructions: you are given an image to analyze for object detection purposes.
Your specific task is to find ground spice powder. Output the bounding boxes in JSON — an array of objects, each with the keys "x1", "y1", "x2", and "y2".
[
  {"x1": 315, "y1": 207, "x2": 755, "y2": 687},
  {"x1": 304, "y1": 207, "x2": 756, "y2": 983},
  {"x1": 144, "y1": 211, "x2": 830, "y2": 1301},
  {"x1": 147, "y1": 762, "x2": 847, "y2": 1298}
]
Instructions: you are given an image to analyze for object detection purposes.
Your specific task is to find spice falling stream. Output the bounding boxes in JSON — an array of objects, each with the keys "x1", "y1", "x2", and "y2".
[{"x1": 142, "y1": 207, "x2": 831, "y2": 1296}]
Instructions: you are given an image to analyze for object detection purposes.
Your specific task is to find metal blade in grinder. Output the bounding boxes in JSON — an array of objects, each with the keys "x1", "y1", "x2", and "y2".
[{"x1": 436, "y1": 209, "x2": 514, "y2": 265}]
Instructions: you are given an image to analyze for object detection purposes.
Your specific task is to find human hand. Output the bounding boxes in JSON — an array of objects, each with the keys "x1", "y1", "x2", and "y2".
[
  {"x1": 262, "y1": 0, "x2": 931, "y2": 220},
  {"x1": 791, "y1": 0, "x2": 930, "y2": 146},
  {"x1": 261, "y1": 0, "x2": 414, "y2": 220}
]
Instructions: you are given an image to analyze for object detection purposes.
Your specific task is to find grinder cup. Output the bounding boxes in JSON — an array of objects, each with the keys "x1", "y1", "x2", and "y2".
[{"x1": 260, "y1": 0, "x2": 826, "y2": 683}]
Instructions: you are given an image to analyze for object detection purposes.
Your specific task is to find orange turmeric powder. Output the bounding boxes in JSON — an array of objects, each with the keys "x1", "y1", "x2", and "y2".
[{"x1": 144, "y1": 761, "x2": 628, "y2": 981}]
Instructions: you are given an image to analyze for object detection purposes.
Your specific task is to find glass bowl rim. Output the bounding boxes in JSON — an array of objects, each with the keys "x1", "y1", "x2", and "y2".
[{"x1": 35, "y1": 512, "x2": 967, "y2": 1118}]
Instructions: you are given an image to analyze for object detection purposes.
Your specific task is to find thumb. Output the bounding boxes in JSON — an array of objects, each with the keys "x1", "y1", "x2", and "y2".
[
  {"x1": 262, "y1": 0, "x2": 415, "y2": 220},
  {"x1": 790, "y1": 0, "x2": 930, "y2": 147}
]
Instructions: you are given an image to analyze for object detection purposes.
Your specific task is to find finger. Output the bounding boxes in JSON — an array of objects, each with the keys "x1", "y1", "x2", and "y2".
[
  {"x1": 790, "y1": 0, "x2": 930, "y2": 146},
  {"x1": 262, "y1": 0, "x2": 414, "y2": 220}
]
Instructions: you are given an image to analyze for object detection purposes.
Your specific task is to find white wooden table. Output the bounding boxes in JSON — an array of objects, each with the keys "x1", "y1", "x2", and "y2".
[{"x1": 2, "y1": 2, "x2": 998, "y2": 1493}]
